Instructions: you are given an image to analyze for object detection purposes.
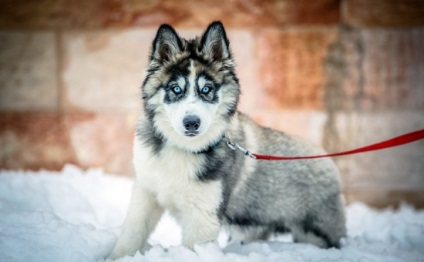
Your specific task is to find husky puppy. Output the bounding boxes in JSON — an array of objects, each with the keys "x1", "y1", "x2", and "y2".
[{"x1": 108, "y1": 21, "x2": 346, "y2": 259}]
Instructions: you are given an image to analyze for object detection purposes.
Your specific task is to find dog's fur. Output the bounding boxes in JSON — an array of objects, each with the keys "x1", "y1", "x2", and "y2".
[{"x1": 108, "y1": 21, "x2": 346, "y2": 259}]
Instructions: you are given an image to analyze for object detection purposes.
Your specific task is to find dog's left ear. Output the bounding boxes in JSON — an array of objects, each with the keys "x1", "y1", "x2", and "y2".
[
  {"x1": 200, "y1": 21, "x2": 231, "y2": 61},
  {"x1": 151, "y1": 24, "x2": 183, "y2": 64}
]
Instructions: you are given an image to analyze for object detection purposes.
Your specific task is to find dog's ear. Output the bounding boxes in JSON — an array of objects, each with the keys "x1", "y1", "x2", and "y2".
[
  {"x1": 200, "y1": 21, "x2": 231, "y2": 61},
  {"x1": 151, "y1": 24, "x2": 182, "y2": 63}
]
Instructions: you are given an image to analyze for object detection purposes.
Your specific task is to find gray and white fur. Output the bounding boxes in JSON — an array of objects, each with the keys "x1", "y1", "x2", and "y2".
[{"x1": 108, "y1": 21, "x2": 346, "y2": 259}]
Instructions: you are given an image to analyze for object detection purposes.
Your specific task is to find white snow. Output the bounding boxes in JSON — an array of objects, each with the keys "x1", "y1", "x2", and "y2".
[{"x1": 0, "y1": 165, "x2": 423, "y2": 262}]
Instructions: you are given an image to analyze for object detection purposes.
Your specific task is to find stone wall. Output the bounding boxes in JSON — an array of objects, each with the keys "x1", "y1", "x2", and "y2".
[{"x1": 0, "y1": 0, "x2": 423, "y2": 208}]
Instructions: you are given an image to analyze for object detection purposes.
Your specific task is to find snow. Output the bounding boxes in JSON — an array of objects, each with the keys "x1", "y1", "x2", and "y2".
[{"x1": 0, "y1": 165, "x2": 423, "y2": 262}]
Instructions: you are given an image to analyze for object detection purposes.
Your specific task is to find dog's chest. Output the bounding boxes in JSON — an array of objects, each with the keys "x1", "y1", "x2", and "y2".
[{"x1": 134, "y1": 145, "x2": 222, "y2": 213}]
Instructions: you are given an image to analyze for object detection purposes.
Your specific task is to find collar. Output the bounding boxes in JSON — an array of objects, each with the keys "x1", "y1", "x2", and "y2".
[{"x1": 194, "y1": 134, "x2": 225, "y2": 154}]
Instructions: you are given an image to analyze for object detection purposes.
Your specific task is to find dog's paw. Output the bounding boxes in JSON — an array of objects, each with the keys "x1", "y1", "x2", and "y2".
[
  {"x1": 107, "y1": 242, "x2": 152, "y2": 260},
  {"x1": 106, "y1": 249, "x2": 126, "y2": 261},
  {"x1": 107, "y1": 244, "x2": 135, "y2": 260}
]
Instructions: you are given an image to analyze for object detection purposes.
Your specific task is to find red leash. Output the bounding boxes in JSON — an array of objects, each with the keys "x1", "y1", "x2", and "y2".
[{"x1": 226, "y1": 129, "x2": 424, "y2": 161}]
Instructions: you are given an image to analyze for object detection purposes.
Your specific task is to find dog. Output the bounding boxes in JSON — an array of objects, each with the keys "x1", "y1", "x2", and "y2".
[{"x1": 108, "y1": 21, "x2": 346, "y2": 259}]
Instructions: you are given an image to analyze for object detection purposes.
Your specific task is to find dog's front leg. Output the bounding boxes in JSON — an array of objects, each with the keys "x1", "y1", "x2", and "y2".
[
  {"x1": 180, "y1": 209, "x2": 221, "y2": 249},
  {"x1": 108, "y1": 180, "x2": 163, "y2": 260}
]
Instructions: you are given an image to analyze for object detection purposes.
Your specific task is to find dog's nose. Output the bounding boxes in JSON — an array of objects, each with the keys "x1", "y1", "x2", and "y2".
[{"x1": 183, "y1": 115, "x2": 201, "y2": 132}]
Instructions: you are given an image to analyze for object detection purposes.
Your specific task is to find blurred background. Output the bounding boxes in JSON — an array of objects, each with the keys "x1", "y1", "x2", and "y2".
[{"x1": 0, "y1": 0, "x2": 423, "y2": 208}]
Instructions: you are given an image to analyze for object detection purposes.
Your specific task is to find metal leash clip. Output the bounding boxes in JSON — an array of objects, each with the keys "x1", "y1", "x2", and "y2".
[{"x1": 226, "y1": 140, "x2": 257, "y2": 159}]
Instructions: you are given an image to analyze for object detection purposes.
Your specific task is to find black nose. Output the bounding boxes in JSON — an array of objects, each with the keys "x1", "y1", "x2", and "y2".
[{"x1": 183, "y1": 115, "x2": 201, "y2": 132}]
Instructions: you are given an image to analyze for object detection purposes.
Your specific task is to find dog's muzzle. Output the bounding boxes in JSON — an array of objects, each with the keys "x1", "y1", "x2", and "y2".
[{"x1": 183, "y1": 115, "x2": 201, "y2": 136}]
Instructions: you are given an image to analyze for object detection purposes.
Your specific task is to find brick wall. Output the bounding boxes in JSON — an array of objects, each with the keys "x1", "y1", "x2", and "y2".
[{"x1": 0, "y1": 0, "x2": 423, "y2": 208}]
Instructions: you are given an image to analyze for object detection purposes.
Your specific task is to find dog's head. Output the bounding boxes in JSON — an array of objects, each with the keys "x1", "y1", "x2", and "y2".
[{"x1": 142, "y1": 21, "x2": 240, "y2": 152}]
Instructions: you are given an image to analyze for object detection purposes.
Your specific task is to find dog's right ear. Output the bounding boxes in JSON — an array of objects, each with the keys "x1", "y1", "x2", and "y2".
[
  {"x1": 200, "y1": 21, "x2": 230, "y2": 61},
  {"x1": 151, "y1": 24, "x2": 182, "y2": 64}
]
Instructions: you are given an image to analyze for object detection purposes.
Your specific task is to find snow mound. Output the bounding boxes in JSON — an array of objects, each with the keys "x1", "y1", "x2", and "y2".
[{"x1": 0, "y1": 165, "x2": 423, "y2": 262}]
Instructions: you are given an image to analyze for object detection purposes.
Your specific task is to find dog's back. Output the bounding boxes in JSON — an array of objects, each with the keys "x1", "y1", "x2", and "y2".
[{"x1": 222, "y1": 112, "x2": 346, "y2": 248}]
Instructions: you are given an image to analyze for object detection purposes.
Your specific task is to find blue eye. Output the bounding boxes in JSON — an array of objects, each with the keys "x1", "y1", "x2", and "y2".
[
  {"x1": 172, "y1": 86, "x2": 182, "y2": 94},
  {"x1": 201, "y1": 86, "x2": 211, "y2": 94}
]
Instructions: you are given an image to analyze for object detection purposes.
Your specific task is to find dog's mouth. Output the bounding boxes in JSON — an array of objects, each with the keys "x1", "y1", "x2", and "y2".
[{"x1": 184, "y1": 131, "x2": 199, "y2": 137}]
